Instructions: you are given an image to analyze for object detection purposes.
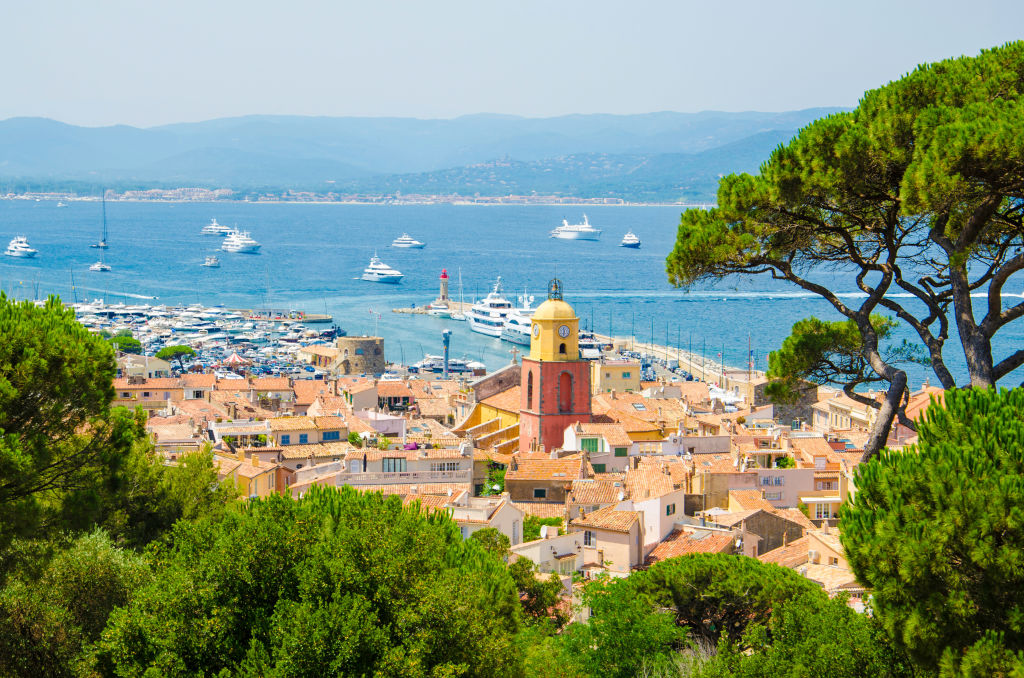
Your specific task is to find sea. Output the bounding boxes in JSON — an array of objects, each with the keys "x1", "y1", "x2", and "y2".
[{"x1": 2, "y1": 199, "x2": 1021, "y2": 388}]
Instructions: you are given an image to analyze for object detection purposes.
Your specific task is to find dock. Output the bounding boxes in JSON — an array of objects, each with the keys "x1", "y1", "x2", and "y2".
[{"x1": 392, "y1": 300, "x2": 472, "y2": 315}]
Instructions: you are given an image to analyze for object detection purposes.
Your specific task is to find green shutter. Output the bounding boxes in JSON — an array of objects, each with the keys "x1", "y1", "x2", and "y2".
[
  {"x1": 614, "y1": 447, "x2": 628, "y2": 457},
  {"x1": 592, "y1": 463, "x2": 606, "y2": 473},
  {"x1": 581, "y1": 437, "x2": 599, "y2": 453}
]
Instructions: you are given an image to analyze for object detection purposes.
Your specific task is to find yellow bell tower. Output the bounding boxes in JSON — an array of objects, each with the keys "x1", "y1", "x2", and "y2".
[{"x1": 529, "y1": 278, "x2": 579, "y2": 361}]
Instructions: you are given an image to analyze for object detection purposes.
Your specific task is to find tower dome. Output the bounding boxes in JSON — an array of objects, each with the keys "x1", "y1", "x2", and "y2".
[{"x1": 530, "y1": 278, "x2": 580, "y2": 361}]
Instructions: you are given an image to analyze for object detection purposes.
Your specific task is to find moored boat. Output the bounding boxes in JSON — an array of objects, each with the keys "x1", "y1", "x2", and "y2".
[
  {"x1": 4, "y1": 236, "x2": 38, "y2": 258},
  {"x1": 467, "y1": 277, "x2": 513, "y2": 337},
  {"x1": 620, "y1": 231, "x2": 641, "y2": 248},
  {"x1": 550, "y1": 214, "x2": 602, "y2": 241},
  {"x1": 361, "y1": 254, "x2": 404, "y2": 283}
]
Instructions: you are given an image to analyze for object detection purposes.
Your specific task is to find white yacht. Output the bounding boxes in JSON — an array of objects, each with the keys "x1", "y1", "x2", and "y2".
[
  {"x1": 500, "y1": 294, "x2": 536, "y2": 346},
  {"x1": 467, "y1": 277, "x2": 513, "y2": 337},
  {"x1": 550, "y1": 214, "x2": 602, "y2": 241},
  {"x1": 89, "y1": 259, "x2": 111, "y2": 272},
  {"x1": 201, "y1": 218, "x2": 232, "y2": 235},
  {"x1": 221, "y1": 229, "x2": 261, "y2": 253},
  {"x1": 391, "y1": 233, "x2": 426, "y2": 248},
  {"x1": 56, "y1": 201, "x2": 68, "y2": 208},
  {"x1": 4, "y1": 236, "x2": 39, "y2": 258},
  {"x1": 361, "y1": 254, "x2": 404, "y2": 283},
  {"x1": 91, "y1": 195, "x2": 110, "y2": 248},
  {"x1": 202, "y1": 255, "x2": 221, "y2": 268},
  {"x1": 620, "y1": 231, "x2": 641, "y2": 248}
]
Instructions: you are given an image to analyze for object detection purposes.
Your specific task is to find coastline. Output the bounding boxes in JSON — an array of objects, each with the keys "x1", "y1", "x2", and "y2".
[{"x1": 2, "y1": 195, "x2": 714, "y2": 208}]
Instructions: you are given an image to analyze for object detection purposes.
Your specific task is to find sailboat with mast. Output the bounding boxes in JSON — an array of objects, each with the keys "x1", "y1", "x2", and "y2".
[
  {"x1": 451, "y1": 268, "x2": 466, "y2": 321},
  {"x1": 90, "y1": 193, "x2": 109, "y2": 249}
]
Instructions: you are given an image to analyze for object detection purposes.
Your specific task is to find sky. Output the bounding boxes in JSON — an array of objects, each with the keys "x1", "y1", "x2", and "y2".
[{"x1": 2, "y1": 0, "x2": 1022, "y2": 127}]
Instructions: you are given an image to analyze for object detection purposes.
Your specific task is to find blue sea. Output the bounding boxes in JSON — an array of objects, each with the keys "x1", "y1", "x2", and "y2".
[{"x1": 2, "y1": 199, "x2": 1021, "y2": 387}]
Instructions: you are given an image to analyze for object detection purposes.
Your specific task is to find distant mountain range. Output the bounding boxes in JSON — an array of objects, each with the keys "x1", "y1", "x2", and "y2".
[{"x1": 0, "y1": 109, "x2": 844, "y2": 201}]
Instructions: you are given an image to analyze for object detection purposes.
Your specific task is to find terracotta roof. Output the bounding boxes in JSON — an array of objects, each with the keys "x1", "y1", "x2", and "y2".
[
  {"x1": 113, "y1": 377, "x2": 182, "y2": 390},
  {"x1": 416, "y1": 397, "x2": 452, "y2": 417},
  {"x1": 706, "y1": 509, "x2": 761, "y2": 528},
  {"x1": 624, "y1": 463, "x2": 675, "y2": 500},
  {"x1": 694, "y1": 454, "x2": 740, "y2": 474},
  {"x1": 758, "y1": 536, "x2": 810, "y2": 568},
  {"x1": 310, "y1": 395, "x2": 350, "y2": 416},
  {"x1": 645, "y1": 529, "x2": 734, "y2": 564},
  {"x1": 570, "y1": 505, "x2": 639, "y2": 533},
  {"x1": 351, "y1": 483, "x2": 472, "y2": 496},
  {"x1": 802, "y1": 563, "x2": 860, "y2": 592},
  {"x1": 575, "y1": 422, "x2": 633, "y2": 447},
  {"x1": 293, "y1": 380, "x2": 335, "y2": 405},
  {"x1": 182, "y1": 373, "x2": 217, "y2": 388},
  {"x1": 313, "y1": 416, "x2": 347, "y2": 430},
  {"x1": 269, "y1": 416, "x2": 316, "y2": 432},
  {"x1": 771, "y1": 507, "x2": 817, "y2": 531},
  {"x1": 512, "y1": 502, "x2": 567, "y2": 520},
  {"x1": 346, "y1": 417, "x2": 378, "y2": 434},
  {"x1": 904, "y1": 386, "x2": 946, "y2": 421},
  {"x1": 505, "y1": 454, "x2": 584, "y2": 482},
  {"x1": 278, "y1": 441, "x2": 355, "y2": 460},
  {"x1": 567, "y1": 478, "x2": 625, "y2": 506},
  {"x1": 234, "y1": 460, "x2": 277, "y2": 479},
  {"x1": 480, "y1": 385, "x2": 522, "y2": 413},
  {"x1": 250, "y1": 377, "x2": 292, "y2": 391},
  {"x1": 729, "y1": 489, "x2": 776, "y2": 511},
  {"x1": 377, "y1": 382, "x2": 415, "y2": 398}
]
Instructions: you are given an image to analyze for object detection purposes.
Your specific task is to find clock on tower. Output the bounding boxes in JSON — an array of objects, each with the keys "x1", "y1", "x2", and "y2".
[{"x1": 519, "y1": 279, "x2": 592, "y2": 453}]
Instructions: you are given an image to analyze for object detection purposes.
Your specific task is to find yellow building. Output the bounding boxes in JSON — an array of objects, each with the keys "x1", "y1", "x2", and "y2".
[{"x1": 591, "y1": 359, "x2": 641, "y2": 394}]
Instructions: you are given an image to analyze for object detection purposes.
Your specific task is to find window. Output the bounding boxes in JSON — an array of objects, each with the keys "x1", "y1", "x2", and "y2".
[
  {"x1": 621, "y1": 372, "x2": 631, "y2": 378},
  {"x1": 121, "y1": 392, "x2": 130, "y2": 398},
  {"x1": 614, "y1": 447, "x2": 628, "y2": 457},
  {"x1": 765, "y1": 491, "x2": 782, "y2": 501},
  {"x1": 298, "y1": 433, "x2": 308, "y2": 444},
  {"x1": 559, "y1": 342, "x2": 566, "y2": 354},
  {"x1": 665, "y1": 503, "x2": 676, "y2": 516},
  {"x1": 592, "y1": 463, "x2": 606, "y2": 473},
  {"x1": 355, "y1": 348, "x2": 364, "y2": 355},
  {"x1": 815, "y1": 457, "x2": 827, "y2": 469},
  {"x1": 558, "y1": 371, "x2": 573, "y2": 413},
  {"x1": 460, "y1": 526, "x2": 469, "y2": 539},
  {"x1": 322, "y1": 431, "x2": 340, "y2": 441},
  {"x1": 581, "y1": 437, "x2": 599, "y2": 453},
  {"x1": 533, "y1": 488, "x2": 547, "y2": 499},
  {"x1": 774, "y1": 476, "x2": 785, "y2": 486},
  {"x1": 829, "y1": 556, "x2": 839, "y2": 566},
  {"x1": 583, "y1": 530, "x2": 595, "y2": 547},
  {"x1": 281, "y1": 434, "x2": 291, "y2": 445},
  {"x1": 526, "y1": 371, "x2": 534, "y2": 410},
  {"x1": 430, "y1": 461, "x2": 459, "y2": 472},
  {"x1": 631, "y1": 402, "x2": 647, "y2": 411},
  {"x1": 143, "y1": 391, "x2": 150, "y2": 398},
  {"x1": 383, "y1": 457, "x2": 407, "y2": 473},
  {"x1": 268, "y1": 472, "x2": 275, "y2": 489},
  {"x1": 163, "y1": 392, "x2": 170, "y2": 400},
  {"x1": 252, "y1": 478, "x2": 258, "y2": 494},
  {"x1": 815, "y1": 503, "x2": 832, "y2": 520}
]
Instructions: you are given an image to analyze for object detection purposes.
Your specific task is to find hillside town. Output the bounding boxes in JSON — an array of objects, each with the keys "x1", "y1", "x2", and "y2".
[{"x1": 118, "y1": 279, "x2": 945, "y2": 613}]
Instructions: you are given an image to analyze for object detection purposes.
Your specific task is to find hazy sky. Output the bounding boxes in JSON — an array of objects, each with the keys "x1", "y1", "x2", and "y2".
[{"x1": 3, "y1": 0, "x2": 1021, "y2": 127}]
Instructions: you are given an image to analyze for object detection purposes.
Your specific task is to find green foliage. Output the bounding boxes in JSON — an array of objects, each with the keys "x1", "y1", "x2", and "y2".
[
  {"x1": 523, "y1": 515, "x2": 562, "y2": 541},
  {"x1": 0, "y1": 294, "x2": 150, "y2": 565},
  {"x1": 376, "y1": 434, "x2": 391, "y2": 450},
  {"x1": 637, "y1": 554, "x2": 825, "y2": 647},
  {"x1": 154, "y1": 345, "x2": 195, "y2": 369},
  {"x1": 470, "y1": 526, "x2": 510, "y2": 559},
  {"x1": 95, "y1": 486, "x2": 524, "y2": 676},
  {"x1": 775, "y1": 455, "x2": 795, "y2": 469},
  {"x1": 108, "y1": 332, "x2": 142, "y2": 355},
  {"x1": 842, "y1": 387, "x2": 1024, "y2": 673},
  {"x1": 509, "y1": 558, "x2": 566, "y2": 626},
  {"x1": 696, "y1": 593, "x2": 914, "y2": 678},
  {"x1": 0, "y1": 530, "x2": 148, "y2": 678},
  {"x1": 765, "y1": 315, "x2": 901, "y2": 404},
  {"x1": 347, "y1": 431, "x2": 362, "y2": 448},
  {"x1": 667, "y1": 42, "x2": 1024, "y2": 401},
  {"x1": 557, "y1": 573, "x2": 687, "y2": 678},
  {"x1": 481, "y1": 465, "x2": 507, "y2": 496}
]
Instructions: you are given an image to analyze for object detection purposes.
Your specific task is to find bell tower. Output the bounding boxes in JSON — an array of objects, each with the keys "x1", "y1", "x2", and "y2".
[{"x1": 519, "y1": 279, "x2": 592, "y2": 453}]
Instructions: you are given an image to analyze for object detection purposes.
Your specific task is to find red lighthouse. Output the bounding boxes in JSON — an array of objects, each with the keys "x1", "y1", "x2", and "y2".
[{"x1": 519, "y1": 279, "x2": 592, "y2": 453}]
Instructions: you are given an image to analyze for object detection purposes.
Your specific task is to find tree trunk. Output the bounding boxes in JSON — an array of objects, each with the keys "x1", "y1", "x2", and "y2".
[{"x1": 860, "y1": 370, "x2": 907, "y2": 463}]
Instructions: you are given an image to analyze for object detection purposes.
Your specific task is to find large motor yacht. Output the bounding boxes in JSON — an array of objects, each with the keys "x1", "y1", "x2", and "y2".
[
  {"x1": 391, "y1": 233, "x2": 426, "y2": 248},
  {"x1": 361, "y1": 254, "x2": 404, "y2": 283},
  {"x1": 620, "y1": 230, "x2": 641, "y2": 248},
  {"x1": 550, "y1": 214, "x2": 602, "y2": 241},
  {"x1": 221, "y1": 229, "x2": 261, "y2": 253},
  {"x1": 201, "y1": 218, "x2": 233, "y2": 236},
  {"x1": 467, "y1": 277, "x2": 513, "y2": 337},
  {"x1": 500, "y1": 293, "x2": 536, "y2": 346},
  {"x1": 4, "y1": 236, "x2": 39, "y2": 258}
]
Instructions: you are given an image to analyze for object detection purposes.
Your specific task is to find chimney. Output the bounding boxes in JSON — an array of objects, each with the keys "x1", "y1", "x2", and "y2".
[{"x1": 610, "y1": 389, "x2": 616, "y2": 400}]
